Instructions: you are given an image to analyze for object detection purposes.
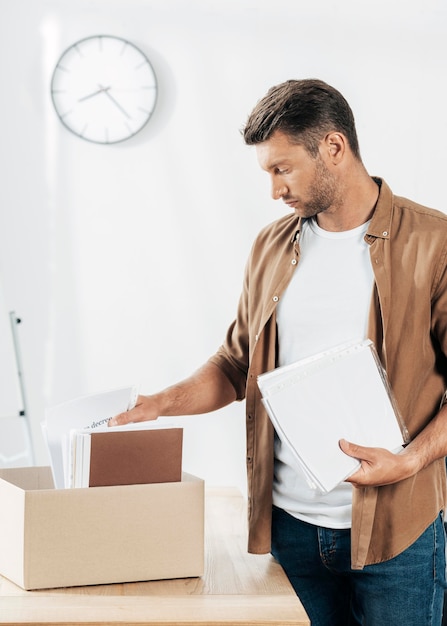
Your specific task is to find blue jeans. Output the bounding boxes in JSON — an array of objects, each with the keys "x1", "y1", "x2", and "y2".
[{"x1": 271, "y1": 505, "x2": 446, "y2": 626}]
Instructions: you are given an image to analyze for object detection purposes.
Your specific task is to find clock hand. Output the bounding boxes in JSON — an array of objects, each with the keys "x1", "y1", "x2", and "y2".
[
  {"x1": 78, "y1": 85, "x2": 111, "y2": 102},
  {"x1": 99, "y1": 84, "x2": 131, "y2": 119}
]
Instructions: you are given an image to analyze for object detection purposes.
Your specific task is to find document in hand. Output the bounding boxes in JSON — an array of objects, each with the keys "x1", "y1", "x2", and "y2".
[
  {"x1": 69, "y1": 424, "x2": 183, "y2": 488},
  {"x1": 42, "y1": 386, "x2": 139, "y2": 488},
  {"x1": 257, "y1": 340, "x2": 407, "y2": 493}
]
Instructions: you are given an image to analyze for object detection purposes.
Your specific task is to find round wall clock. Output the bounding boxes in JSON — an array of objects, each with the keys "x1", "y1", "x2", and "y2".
[{"x1": 51, "y1": 35, "x2": 158, "y2": 144}]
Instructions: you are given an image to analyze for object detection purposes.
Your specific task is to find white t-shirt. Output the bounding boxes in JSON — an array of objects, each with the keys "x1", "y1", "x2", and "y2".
[{"x1": 273, "y1": 217, "x2": 374, "y2": 528}]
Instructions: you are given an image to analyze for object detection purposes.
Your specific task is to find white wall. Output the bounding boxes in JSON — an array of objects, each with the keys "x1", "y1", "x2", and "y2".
[{"x1": 0, "y1": 0, "x2": 446, "y2": 492}]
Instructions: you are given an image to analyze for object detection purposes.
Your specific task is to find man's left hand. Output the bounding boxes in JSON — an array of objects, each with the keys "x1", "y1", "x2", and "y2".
[{"x1": 339, "y1": 439, "x2": 412, "y2": 487}]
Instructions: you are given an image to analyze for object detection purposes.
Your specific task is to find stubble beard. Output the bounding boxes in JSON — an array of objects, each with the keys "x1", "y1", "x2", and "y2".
[{"x1": 296, "y1": 157, "x2": 341, "y2": 219}]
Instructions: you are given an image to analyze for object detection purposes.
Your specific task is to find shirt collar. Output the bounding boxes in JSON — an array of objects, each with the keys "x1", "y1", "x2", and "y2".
[{"x1": 366, "y1": 177, "x2": 392, "y2": 240}]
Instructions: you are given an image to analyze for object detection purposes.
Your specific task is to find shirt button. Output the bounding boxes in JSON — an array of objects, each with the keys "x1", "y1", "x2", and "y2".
[
  {"x1": 273, "y1": 295, "x2": 279, "y2": 302},
  {"x1": 382, "y1": 231, "x2": 388, "y2": 236}
]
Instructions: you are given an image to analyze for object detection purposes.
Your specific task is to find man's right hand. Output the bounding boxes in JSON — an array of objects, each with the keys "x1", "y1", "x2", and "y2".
[{"x1": 108, "y1": 394, "x2": 160, "y2": 427}]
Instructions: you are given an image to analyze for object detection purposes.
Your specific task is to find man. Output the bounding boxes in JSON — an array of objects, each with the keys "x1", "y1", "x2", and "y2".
[{"x1": 110, "y1": 79, "x2": 447, "y2": 625}]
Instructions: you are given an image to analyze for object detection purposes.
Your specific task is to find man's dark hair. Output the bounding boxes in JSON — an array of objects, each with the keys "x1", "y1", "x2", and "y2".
[{"x1": 243, "y1": 79, "x2": 361, "y2": 159}]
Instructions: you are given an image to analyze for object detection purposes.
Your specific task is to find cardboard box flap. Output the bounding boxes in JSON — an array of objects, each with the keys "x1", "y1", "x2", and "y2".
[{"x1": 0, "y1": 466, "x2": 54, "y2": 491}]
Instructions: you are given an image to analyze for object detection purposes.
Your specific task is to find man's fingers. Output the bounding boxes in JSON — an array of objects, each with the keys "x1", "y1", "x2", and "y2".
[
  {"x1": 340, "y1": 438, "x2": 362, "y2": 457},
  {"x1": 108, "y1": 411, "x2": 132, "y2": 427},
  {"x1": 108, "y1": 397, "x2": 159, "y2": 427}
]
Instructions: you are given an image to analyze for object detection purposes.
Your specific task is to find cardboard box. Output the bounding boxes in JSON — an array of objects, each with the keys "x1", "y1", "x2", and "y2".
[{"x1": 0, "y1": 466, "x2": 204, "y2": 590}]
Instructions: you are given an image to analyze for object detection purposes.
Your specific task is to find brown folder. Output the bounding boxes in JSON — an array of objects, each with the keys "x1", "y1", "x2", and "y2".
[{"x1": 88, "y1": 427, "x2": 183, "y2": 487}]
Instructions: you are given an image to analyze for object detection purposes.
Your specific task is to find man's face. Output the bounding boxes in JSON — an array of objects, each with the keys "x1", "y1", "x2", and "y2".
[{"x1": 255, "y1": 130, "x2": 340, "y2": 219}]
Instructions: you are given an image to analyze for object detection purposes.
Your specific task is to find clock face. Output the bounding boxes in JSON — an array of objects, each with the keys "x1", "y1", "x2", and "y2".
[{"x1": 51, "y1": 35, "x2": 158, "y2": 144}]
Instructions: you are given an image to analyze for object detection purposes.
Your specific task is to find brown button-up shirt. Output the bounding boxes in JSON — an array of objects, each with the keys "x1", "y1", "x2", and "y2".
[{"x1": 209, "y1": 178, "x2": 447, "y2": 569}]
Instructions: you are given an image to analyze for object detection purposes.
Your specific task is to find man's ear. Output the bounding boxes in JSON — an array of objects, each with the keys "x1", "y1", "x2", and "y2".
[{"x1": 322, "y1": 132, "x2": 346, "y2": 164}]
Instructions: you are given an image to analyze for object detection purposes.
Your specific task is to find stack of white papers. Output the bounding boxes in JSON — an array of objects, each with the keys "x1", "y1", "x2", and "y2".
[
  {"x1": 42, "y1": 386, "x2": 139, "y2": 489},
  {"x1": 258, "y1": 340, "x2": 406, "y2": 493}
]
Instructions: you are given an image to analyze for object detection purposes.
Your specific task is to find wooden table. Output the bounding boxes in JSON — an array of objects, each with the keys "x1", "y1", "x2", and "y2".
[{"x1": 0, "y1": 487, "x2": 309, "y2": 625}]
